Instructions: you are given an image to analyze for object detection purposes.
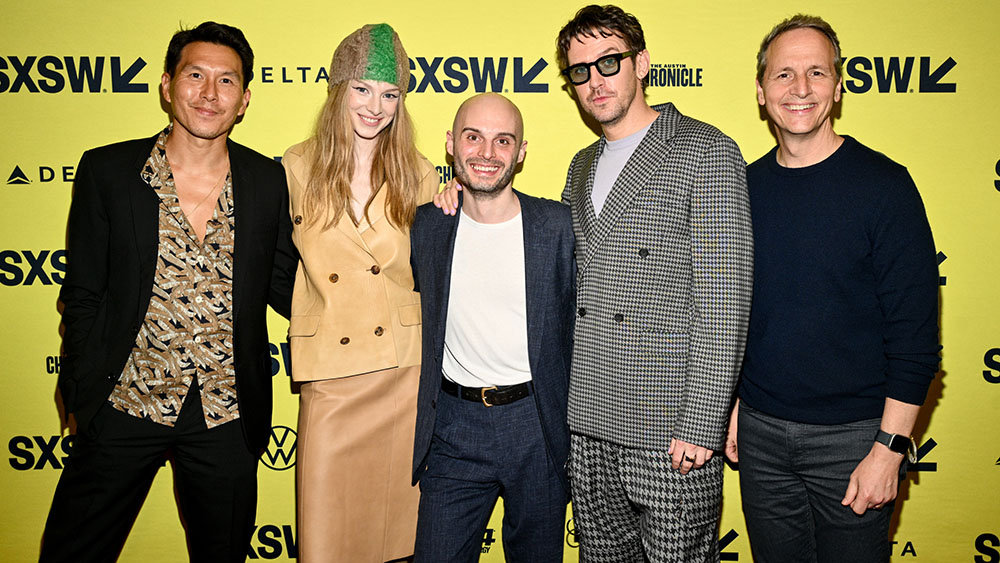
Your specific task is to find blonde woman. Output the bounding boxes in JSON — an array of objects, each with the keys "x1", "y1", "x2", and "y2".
[{"x1": 282, "y1": 24, "x2": 438, "y2": 562}]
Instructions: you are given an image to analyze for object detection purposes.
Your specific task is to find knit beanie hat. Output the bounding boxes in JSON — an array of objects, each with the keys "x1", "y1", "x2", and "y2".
[{"x1": 328, "y1": 23, "x2": 409, "y2": 92}]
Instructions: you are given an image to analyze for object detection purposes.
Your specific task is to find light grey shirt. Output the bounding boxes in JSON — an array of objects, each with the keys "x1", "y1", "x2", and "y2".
[{"x1": 591, "y1": 122, "x2": 652, "y2": 215}]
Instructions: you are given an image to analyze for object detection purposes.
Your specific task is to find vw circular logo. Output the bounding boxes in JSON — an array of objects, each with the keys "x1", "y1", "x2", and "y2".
[{"x1": 262, "y1": 425, "x2": 297, "y2": 471}]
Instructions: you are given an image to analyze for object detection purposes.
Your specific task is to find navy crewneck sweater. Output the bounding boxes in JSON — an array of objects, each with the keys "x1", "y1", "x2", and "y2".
[{"x1": 739, "y1": 136, "x2": 940, "y2": 424}]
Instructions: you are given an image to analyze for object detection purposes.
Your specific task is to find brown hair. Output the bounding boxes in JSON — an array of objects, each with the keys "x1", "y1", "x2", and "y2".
[
  {"x1": 556, "y1": 5, "x2": 645, "y2": 70},
  {"x1": 756, "y1": 14, "x2": 842, "y2": 82}
]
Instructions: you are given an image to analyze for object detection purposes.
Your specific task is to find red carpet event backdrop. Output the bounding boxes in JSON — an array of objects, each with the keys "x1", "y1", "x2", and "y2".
[{"x1": 2, "y1": 0, "x2": 998, "y2": 561}]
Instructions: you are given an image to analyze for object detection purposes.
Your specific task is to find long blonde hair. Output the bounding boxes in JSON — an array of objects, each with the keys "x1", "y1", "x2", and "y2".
[{"x1": 301, "y1": 81, "x2": 420, "y2": 230}]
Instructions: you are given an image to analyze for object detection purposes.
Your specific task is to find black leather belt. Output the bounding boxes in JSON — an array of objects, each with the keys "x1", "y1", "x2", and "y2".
[{"x1": 441, "y1": 377, "x2": 531, "y2": 407}]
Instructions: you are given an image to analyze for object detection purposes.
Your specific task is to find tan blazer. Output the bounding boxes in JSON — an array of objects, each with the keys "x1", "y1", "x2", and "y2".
[{"x1": 282, "y1": 141, "x2": 439, "y2": 382}]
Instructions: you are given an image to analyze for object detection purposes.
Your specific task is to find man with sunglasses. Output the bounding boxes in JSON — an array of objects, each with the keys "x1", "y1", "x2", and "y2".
[{"x1": 555, "y1": 5, "x2": 753, "y2": 562}]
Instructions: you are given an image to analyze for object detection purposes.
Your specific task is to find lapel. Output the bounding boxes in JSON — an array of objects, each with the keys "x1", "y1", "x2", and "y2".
[
  {"x1": 332, "y1": 182, "x2": 386, "y2": 257},
  {"x1": 228, "y1": 139, "x2": 255, "y2": 320},
  {"x1": 517, "y1": 191, "x2": 549, "y2": 373},
  {"x1": 127, "y1": 134, "x2": 162, "y2": 290},
  {"x1": 580, "y1": 103, "x2": 679, "y2": 271},
  {"x1": 357, "y1": 182, "x2": 389, "y2": 251},
  {"x1": 572, "y1": 142, "x2": 600, "y2": 246},
  {"x1": 284, "y1": 144, "x2": 376, "y2": 256},
  {"x1": 432, "y1": 192, "x2": 464, "y2": 358}
]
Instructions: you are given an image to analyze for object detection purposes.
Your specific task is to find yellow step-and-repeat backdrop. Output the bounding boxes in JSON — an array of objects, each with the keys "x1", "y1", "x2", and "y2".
[{"x1": 2, "y1": 0, "x2": 998, "y2": 561}]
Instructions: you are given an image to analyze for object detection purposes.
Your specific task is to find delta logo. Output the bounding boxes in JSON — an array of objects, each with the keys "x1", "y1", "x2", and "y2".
[
  {"x1": 648, "y1": 63, "x2": 704, "y2": 88},
  {"x1": 842, "y1": 55, "x2": 956, "y2": 94},
  {"x1": 0, "y1": 56, "x2": 148, "y2": 94},
  {"x1": 6, "y1": 163, "x2": 76, "y2": 185},
  {"x1": 258, "y1": 56, "x2": 549, "y2": 94}
]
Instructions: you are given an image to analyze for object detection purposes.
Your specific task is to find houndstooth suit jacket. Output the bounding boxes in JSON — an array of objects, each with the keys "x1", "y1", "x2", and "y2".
[{"x1": 562, "y1": 103, "x2": 753, "y2": 452}]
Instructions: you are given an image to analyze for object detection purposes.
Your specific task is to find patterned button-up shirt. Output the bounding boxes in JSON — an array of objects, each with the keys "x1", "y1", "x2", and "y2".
[{"x1": 108, "y1": 127, "x2": 239, "y2": 428}]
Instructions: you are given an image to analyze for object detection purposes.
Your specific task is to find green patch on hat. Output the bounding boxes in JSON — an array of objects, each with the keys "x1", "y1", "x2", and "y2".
[{"x1": 362, "y1": 23, "x2": 398, "y2": 85}]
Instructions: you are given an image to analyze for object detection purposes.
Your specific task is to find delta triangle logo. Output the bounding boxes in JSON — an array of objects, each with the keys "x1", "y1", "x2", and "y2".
[{"x1": 7, "y1": 166, "x2": 30, "y2": 185}]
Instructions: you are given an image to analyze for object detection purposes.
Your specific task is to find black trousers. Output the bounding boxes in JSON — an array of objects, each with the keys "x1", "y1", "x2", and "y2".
[{"x1": 39, "y1": 385, "x2": 259, "y2": 563}]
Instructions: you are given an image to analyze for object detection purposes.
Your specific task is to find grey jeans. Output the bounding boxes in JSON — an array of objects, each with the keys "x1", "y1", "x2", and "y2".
[{"x1": 737, "y1": 404, "x2": 904, "y2": 563}]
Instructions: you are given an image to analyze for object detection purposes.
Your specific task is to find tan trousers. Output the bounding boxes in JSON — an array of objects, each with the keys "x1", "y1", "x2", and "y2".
[{"x1": 297, "y1": 366, "x2": 420, "y2": 563}]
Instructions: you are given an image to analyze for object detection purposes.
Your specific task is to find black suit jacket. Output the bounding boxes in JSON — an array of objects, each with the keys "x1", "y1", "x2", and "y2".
[
  {"x1": 409, "y1": 190, "x2": 576, "y2": 489},
  {"x1": 57, "y1": 133, "x2": 297, "y2": 453}
]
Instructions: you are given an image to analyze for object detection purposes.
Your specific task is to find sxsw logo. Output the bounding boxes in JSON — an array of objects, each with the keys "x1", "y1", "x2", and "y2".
[
  {"x1": 408, "y1": 57, "x2": 548, "y2": 93},
  {"x1": 262, "y1": 426, "x2": 296, "y2": 471},
  {"x1": 8, "y1": 434, "x2": 74, "y2": 470},
  {"x1": 937, "y1": 251, "x2": 947, "y2": 286},
  {"x1": 843, "y1": 56, "x2": 956, "y2": 94},
  {"x1": 907, "y1": 438, "x2": 937, "y2": 472},
  {"x1": 0, "y1": 56, "x2": 148, "y2": 93},
  {"x1": 269, "y1": 342, "x2": 292, "y2": 377},
  {"x1": 719, "y1": 529, "x2": 740, "y2": 560},
  {"x1": 984, "y1": 349, "x2": 1000, "y2": 384},
  {"x1": 976, "y1": 533, "x2": 1000, "y2": 563},
  {"x1": 247, "y1": 524, "x2": 297, "y2": 560},
  {"x1": 6, "y1": 164, "x2": 76, "y2": 185},
  {"x1": 648, "y1": 63, "x2": 704, "y2": 88},
  {"x1": 1, "y1": 250, "x2": 66, "y2": 286}
]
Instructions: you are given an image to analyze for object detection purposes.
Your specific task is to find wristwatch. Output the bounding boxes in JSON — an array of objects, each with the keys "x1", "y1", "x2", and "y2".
[{"x1": 875, "y1": 430, "x2": 918, "y2": 463}]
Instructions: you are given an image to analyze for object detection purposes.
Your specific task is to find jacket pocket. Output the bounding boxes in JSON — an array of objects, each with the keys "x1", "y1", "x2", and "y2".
[
  {"x1": 399, "y1": 303, "x2": 422, "y2": 326},
  {"x1": 288, "y1": 315, "x2": 320, "y2": 337}
]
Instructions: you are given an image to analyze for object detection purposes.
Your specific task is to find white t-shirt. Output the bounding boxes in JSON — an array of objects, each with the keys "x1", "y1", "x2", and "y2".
[{"x1": 442, "y1": 211, "x2": 532, "y2": 387}]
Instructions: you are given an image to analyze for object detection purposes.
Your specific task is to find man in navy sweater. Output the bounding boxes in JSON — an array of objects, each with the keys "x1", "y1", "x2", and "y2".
[{"x1": 724, "y1": 14, "x2": 940, "y2": 563}]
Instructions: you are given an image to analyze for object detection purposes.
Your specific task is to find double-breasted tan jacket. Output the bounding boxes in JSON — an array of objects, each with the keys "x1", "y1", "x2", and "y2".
[{"x1": 282, "y1": 142, "x2": 439, "y2": 382}]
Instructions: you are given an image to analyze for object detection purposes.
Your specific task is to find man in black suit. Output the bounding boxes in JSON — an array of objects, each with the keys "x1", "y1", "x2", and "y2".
[
  {"x1": 409, "y1": 94, "x2": 576, "y2": 562},
  {"x1": 40, "y1": 22, "x2": 297, "y2": 562}
]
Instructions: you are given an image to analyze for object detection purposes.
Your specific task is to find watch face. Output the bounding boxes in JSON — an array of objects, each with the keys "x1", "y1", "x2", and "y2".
[{"x1": 879, "y1": 431, "x2": 918, "y2": 464}]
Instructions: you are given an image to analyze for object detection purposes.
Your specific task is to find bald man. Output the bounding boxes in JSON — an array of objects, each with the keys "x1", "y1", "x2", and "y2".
[{"x1": 409, "y1": 94, "x2": 576, "y2": 562}]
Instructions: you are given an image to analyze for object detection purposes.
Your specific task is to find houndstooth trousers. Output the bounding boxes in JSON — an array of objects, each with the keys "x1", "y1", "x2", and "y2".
[{"x1": 568, "y1": 434, "x2": 723, "y2": 563}]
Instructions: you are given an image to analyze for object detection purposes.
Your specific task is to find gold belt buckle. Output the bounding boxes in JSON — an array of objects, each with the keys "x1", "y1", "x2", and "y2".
[{"x1": 481, "y1": 386, "x2": 498, "y2": 407}]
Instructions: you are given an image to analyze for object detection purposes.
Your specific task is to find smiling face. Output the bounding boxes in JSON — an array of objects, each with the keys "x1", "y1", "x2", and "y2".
[
  {"x1": 756, "y1": 27, "x2": 842, "y2": 144},
  {"x1": 161, "y1": 41, "x2": 250, "y2": 143},
  {"x1": 346, "y1": 78, "x2": 400, "y2": 141},
  {"x1": 565, "y1": 32, "x2": 648, "y2": 129},
  {"x1": 447, "y1": 94, "x2": 526, "y2": 197}
]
